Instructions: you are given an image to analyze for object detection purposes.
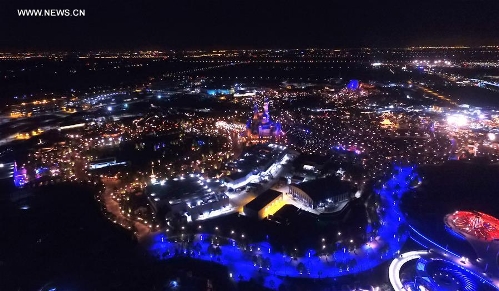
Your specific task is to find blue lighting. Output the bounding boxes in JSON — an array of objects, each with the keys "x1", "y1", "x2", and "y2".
[
  {"x1": 445, "y1": 225, "x2": 467, "y2": 241},
  {"x1": 409, "y1": 225, "x2": 460, "y2": 258},
  {"x1": 146, "y1": 165, "x2": 478, "y2": 288},
  {"x1": 419, "y1": 258, "x2": 499, "y2": 291},
  {"x1": 207, "y1": 89, "x2": 230, "y2": 96},
  {"x1": 347, "y1": 80, "x2": 360, "y2": 90}
]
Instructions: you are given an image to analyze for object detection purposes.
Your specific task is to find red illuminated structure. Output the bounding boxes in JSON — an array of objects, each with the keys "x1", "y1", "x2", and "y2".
[{"x1": 446, "y1": 211, "x2": 499, "y2": 241}]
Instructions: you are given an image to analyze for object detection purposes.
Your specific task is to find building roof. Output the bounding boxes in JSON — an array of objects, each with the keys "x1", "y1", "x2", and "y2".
[
  {"x1": 245, "y1": 189, "x2": 282, "y2": 212},
  {"x1": 147, "y1": 177, "x2": 221, "y2": 202},
  {"x1": 228, "y1": 144, "x2": 285, "y2": 181},
  {"x1": 291, "y1": 176, "x2": 351, "y2": 202},
  {"x1": 292, "y1": 153, "x2": 328, "y2": 169},
  {"x1": 227, "y1": 171, "x2": 251, "y2": 182}
]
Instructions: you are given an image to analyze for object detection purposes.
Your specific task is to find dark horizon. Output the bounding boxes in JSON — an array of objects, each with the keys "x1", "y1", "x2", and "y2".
[
  {"x1": 3, "y1": 44, "x2": 499, "y2": 54},
  {"x1": 1, "y1": 0, "x2": 499, "y2": 51}
]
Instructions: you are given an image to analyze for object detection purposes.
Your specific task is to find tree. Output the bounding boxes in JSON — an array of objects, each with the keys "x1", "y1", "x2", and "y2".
[
  {"x1": 297, "y1": 262, "x2": 306, "y2": 274},
  {"x1": 348, "y1": 258, "x2": 357, "y2": 271},
  {"x1": 257, "y1": 255, "x2": 263, "y2": 267},
  {"x1": 263, "y1": 257, "x2": 271, "y2": 269},
  {"x1": 337, "y1": 262, "x2": 346, "y2": 272},
  {"x1": 397, "y1": 224, "x2": 408, "y2": 237},
  {"x1": 379, "y1": 243, "x2": 390, "y2": 256},
  {"x1": 207, "y1": 244, "x2": 215, "y2": 255}
]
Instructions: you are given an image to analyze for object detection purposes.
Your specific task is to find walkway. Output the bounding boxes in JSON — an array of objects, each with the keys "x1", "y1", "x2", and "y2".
[{"x1": 101, "y1": 179, "x2": 150, "y2": 238}]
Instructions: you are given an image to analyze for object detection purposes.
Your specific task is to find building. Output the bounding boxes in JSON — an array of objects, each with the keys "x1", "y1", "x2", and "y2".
[
  {"x1": 204, "y1": 88, "x2": 233, "y2": 96},
  {"x1": 89, "y1": 157, "x2": 127, "y2": 170},
  {"x1": 9, "y1": 99, "x2": 65, "y2": 118},
  {"x1": 146, "y1": 176, "x2": 229, "y2": 221},
  {"x1": 288, "y1": 176, "x2": 354, "y2": 212},
  {"x1": 224, "y1": 170, "x2": 259, "y2": 190},
  {"x1": 243, "y1": 189, "x2": 284, "y2": 219},
  {"x1": 245, "y1": 98, "x2": 282, "y2": 140},
  {"x1": 223, "y1": 144, "x2": 291, "y2": 190},
  {"x1": 13, "y1": 161, "x2": 28, "y2": 187},
  {"x1": 289, "y1": 154, "x2": 328, "y2": 182}
]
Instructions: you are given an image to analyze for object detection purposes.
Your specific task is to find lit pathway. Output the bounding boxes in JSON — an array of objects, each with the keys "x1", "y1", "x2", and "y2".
[
  {"x1": 389, "y1": 250, "x2": 499, "y2": 291},
  {"x1": 389, "y1": 250, "x2": 428, "y2": 291},
  {"x1": 101, "y1": 179, "x2": 150, "y2": 238}
]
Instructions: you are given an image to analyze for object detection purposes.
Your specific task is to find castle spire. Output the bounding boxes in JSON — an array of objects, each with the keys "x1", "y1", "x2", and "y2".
[{"x1": 150, "y1": 162, "x2": 157, "y2": 184}]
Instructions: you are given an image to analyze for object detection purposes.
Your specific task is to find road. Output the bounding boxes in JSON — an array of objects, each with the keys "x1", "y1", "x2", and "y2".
[
  {"x1": 101, "y1": 179, "x2": 150, "y2": 238},
  {"x1": 389, "y1": 250, "x2": 428, "y2": 291}
]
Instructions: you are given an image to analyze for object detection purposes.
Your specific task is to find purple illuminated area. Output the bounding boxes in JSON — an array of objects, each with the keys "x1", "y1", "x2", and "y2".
[{"x1": 13, "y1": 161, "x2": 27, "y2": 187}]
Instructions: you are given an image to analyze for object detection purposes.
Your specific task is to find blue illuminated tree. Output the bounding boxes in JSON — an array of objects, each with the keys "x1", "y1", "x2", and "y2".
[
  {"x1": 297, "y1": 262, "x2": 306, "y2": 274},
  {"x1": 379, "y1": 242, "x2": 390, "y2": 256},
  {"x1": 207, "y1": 244, "x2": 215, "y2": 256},
  {"x1": 194, "y1": 242, "x2": 202, "y2": 253},
  {"x1": 263, "y1": 257, "x2": 271, "y2": 269},
  {"x1": 348, "y1": 258, "x2": 357, "y2": 271},
  {"x1": 397, "y1": 224, "x2": 408, "y2": 237},
  {"x1": 214, "y1": 246, "x2": 222, "y2": 256},
  {"x1": 252, "y1": 255, "x2": 259, "y2": 266}
]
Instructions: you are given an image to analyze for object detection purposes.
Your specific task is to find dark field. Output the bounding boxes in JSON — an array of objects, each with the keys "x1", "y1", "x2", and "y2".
[{"x1": 0, "y1": 181, "x2": 240, "y2": 291}]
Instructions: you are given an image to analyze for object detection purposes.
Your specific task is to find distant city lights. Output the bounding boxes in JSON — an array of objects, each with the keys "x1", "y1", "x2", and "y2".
[{"x1": 446, "y1": 114, "x2": 468, "y2": 127}]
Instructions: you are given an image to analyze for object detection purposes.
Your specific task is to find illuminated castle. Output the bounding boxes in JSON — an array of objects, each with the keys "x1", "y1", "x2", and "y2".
[
  {"x1": 13, "y1": 161, "x2": 28, "y2": 187},
  {"x1": 245, "y1": 98, "x2": 282, "y2": 139}
]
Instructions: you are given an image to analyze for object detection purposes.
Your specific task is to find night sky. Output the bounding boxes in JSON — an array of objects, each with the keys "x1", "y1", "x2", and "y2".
[{"x1": 1, "y1": 0, "x2": 499, "y2": 50}]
